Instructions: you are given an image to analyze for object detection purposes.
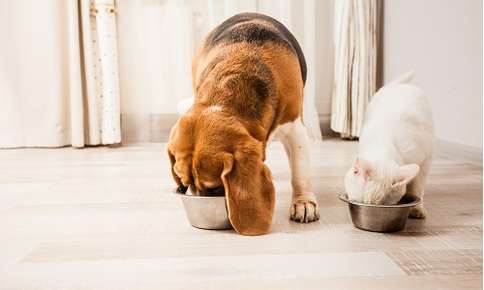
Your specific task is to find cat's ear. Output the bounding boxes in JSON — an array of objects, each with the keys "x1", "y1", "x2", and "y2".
[
  {"x1": 353, "y1": 158, "x2": 372, "y2": 180},
  {"x1": 392, "y1": 164, "x2": 420, "y2": 187}
]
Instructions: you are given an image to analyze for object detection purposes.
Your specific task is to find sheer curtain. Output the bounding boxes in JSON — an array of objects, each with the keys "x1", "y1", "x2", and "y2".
[
  {"x1": 116, "y1": 0, "x2": 322, "y2": 141},
  {"x1": 0, "y1": 0, "x2": 323, "y2": 147},
  {"x1": 0, "y1": 0, "x2": 121, "y2": 148},
  {"x1": 330, "y1": 0, "x2": 380, "y2": 138}
]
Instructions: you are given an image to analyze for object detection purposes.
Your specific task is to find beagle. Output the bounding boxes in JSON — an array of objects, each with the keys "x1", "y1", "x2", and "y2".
[{"x1": 168, "y1": 12, "x2": 320, "y2": 235}]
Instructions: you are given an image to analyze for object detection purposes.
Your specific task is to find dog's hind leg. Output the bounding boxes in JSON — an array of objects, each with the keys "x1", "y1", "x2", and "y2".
[{"x1": 276, "y1": 117, "x2": 320, "y2": 223}]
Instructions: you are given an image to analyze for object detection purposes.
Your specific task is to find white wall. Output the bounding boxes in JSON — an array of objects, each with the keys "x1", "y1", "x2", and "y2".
[
  {"x1": 314, "y1": 0, "x2": 334, "y2": 126},
  {"x1": 383, "y1": 0, "x2": 482, "y2": 149}
]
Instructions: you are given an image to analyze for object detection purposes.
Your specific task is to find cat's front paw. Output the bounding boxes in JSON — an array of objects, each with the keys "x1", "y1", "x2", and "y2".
[
  {"x1": 290, "y1": 193, "x2": 320, "y2": 223},
  {"x1": 409, "y1": 204, "x2": 427, "y2": 219}
]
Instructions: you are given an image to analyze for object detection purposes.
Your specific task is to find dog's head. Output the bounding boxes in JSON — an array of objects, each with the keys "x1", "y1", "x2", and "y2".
[{"x1": 167, "y1": 108, "x2": 275, "y2": 235}]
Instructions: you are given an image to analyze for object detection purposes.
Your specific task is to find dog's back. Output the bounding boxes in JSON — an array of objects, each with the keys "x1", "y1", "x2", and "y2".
[
  {"x1": 192, "y1": 12, "x2": 307, "y2": 131},
  {"x1": 205, "y1": 12, "x2": 307, "y2": 85}
]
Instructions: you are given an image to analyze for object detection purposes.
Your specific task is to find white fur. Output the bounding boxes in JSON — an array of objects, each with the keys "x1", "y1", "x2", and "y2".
[
  {"x1": 345, "y1": 72, "x2": 434, "y2": 211},
  {"x1": 276, "y1": 117, "x2": 319, "y2": 222},
  {"x1": 177, "y1": 98, "x2": 222, "y2": 115},
  {"x1": 177, "y1": 97, "x2": 194, "y2": 115}
]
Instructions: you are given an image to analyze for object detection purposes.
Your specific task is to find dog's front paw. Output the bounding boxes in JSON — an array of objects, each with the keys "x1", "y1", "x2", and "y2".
[
  {"x1": 409, "y1": 204, "x2": 427, "y2": 219},
  {"x1": 290, "y1": 193, "x2": 320, "y2": 223}
]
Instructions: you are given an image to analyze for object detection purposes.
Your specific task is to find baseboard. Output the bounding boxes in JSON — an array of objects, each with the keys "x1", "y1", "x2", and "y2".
[
  {"x1": 121, "y1": 113, "x2": 482, "y2": 168},
  {"x1": 319, "y1": 113, "x2": 339, "y2": 137},
  {"x1": 319, "y1": 117, "x2": 482, "y2": 167},
  {"x1": 122, "y1": 113, "x2": 339, "y2": 143},
  {"x1": 437, "y1": 139, "x2": 482, "y2": 167}
]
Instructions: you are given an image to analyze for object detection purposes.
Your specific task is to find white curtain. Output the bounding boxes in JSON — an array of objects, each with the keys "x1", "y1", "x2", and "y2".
[
  {"x1": 331, "y1": 0, "x2": 380, "y2": 138},
  {"x1": 116, "y1": 0, "x2": 322, "y2": 141},
  {"x1": 0, "y1": 0, "x2": 121, "y2": 148},
  {"x1": 116, "y1": 0, "x2": 195, "y2": 117}
]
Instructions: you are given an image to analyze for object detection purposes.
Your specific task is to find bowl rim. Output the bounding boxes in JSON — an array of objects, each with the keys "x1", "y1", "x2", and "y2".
[
  {"x1": 338, "y1": 193, "x2": 421, "y2": 208},
  {"x1": 173, "y1": 191, "x2": 226, "y2": 199}
]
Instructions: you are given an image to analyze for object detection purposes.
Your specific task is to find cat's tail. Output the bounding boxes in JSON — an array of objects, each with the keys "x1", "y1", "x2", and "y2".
[{"x1": 387, "y1": 70, "x2": 415, "y2": 85}]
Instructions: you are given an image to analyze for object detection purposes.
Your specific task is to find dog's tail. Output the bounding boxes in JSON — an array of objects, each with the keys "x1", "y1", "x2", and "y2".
[{"x1": 387, "y1": 70, "x2": 415, "y2": 85}]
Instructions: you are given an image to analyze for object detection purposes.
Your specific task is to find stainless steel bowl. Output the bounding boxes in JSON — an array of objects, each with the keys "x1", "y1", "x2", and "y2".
[
  {"x1": 338, "y1": 194, "x2": 421, "y2": 232},
  {"x1": 175, "y1": 192, "x2": 232, "y2": 230}
]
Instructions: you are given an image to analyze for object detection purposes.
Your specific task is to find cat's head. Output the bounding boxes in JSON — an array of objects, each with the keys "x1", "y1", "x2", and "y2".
[{"x1": 344, "y1": 158, "x2": 420, "y2": 205}]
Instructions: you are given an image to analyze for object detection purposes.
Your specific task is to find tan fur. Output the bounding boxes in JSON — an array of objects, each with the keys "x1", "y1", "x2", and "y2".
[
  {"x1": 193, "y1": 42, "x2": 303, "y2": 128},
  {"x1": 169, "y1": 20, "x2": 304, "y2": 236}
]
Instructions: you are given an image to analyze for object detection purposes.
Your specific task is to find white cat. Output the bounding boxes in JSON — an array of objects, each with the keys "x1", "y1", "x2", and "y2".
[{"x1": 344, "y1": 71, "x2": 434, "y2": 218}]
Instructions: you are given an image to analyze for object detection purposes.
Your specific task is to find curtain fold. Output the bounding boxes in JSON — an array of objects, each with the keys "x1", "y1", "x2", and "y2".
[
  {"x1": 331, "y1": 0, "x2": 380, "y2": 139},
  {"x1": 116, "y1": 0, "x2": 195, "y2": 117},
  {"x1": 85, "y1": 0, "x2": 121, "y2": 146},
  {"x1": 68, "y1": 0, "x2": 85, "y2": 147},
  {"x1": 1, "y1": 0, "x2": 323, "y2": 146},
  {"x1": 0, "y1": 0, "x2": 121, "y2": 148}
]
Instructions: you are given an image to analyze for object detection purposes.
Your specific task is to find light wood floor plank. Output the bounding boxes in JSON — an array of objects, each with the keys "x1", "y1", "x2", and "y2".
[{"x1": 0, "y1": 139, "x2": 481, "y2": 289}]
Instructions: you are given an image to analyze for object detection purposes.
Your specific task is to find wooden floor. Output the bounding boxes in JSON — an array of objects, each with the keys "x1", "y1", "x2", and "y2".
[{"x1": 0, "y1": 139, "x2": 481, "y2": 290}]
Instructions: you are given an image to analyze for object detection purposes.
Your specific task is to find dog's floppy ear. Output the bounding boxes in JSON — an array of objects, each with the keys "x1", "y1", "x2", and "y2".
[
  {"x1": 168, "y1": 149, "x2": 188, "y2": 193},
  {"x1": 221, "y1": 151, "x2": 275, "y2": 236},
  {"x1": 167, "y1": 119, "x2": 194, "y2": 193}
]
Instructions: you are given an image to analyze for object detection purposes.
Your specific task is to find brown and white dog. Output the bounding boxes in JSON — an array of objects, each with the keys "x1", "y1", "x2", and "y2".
[{"x1": 168, "y1": 12, "x2": 319, "y2": 235}]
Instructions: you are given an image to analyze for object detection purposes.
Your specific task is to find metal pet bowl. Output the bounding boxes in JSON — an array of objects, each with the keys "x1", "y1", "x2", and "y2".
[
  {"x1": 339, "y1": 194, "x2": 421, "y2": 232},
  {"x1": 175, "y1": 192, "x2": 232, "y2": 230}
]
